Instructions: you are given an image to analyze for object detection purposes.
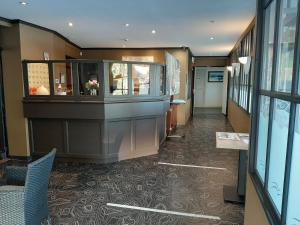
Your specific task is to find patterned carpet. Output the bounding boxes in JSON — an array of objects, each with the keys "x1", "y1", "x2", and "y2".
[{"x1": 49, "y1": 108, "x2": 244, "y2": 225}]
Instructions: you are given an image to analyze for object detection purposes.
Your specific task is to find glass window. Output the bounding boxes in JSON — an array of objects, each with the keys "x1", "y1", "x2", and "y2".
[
  {"x1": 256, "y1": 95, "x2": 270, "y2": 183},
  {"x1": 267, "y1": 99, "x2": 290, "y2": 213},
  {"x1": 78, "y1": 63, "x2": 100, "y2": 96},
  {"x1": 53, "y1": 63, "x2": 73, "y2": 96},
  {"x1": 27, "y1": 63, "x2": 50, "y2": 95},
  {"x1": 109, "y1": 63, "x2": 128, "y2": 96},
  {"x1": 160, "y1": 66, "x2": 166, "y2": 95},
  {"x1": 132, "y1": 64, "x2": 150, "y2": 96},
  {"x1": 261, "y1": 0, "x2": 276, "y2": 90},
  {"x1": 286, "y1": 105, "x2": 300, "y2": 225},
  {"x1": 233, "y1": 64, "x2": 240, "y2": 103},
  {"x1": 275, "y1": 0, "x2": 298, "y2": 93}
]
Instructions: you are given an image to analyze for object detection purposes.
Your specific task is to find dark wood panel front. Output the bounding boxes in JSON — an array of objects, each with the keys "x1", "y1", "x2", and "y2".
[{"x1": 30, "y1": 119, "x2": 65, "y2": 154}]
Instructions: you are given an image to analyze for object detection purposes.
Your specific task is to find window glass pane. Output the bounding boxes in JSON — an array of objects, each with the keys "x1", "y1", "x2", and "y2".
[
  {"x1": 132, "y1": 64, "x2": 150, "y2": 96},
  {"x1": 261, "y1": 0, "x2": 276, "y2": 90},
  {"x1": 27, "y1": 63, "x2": 50, "y2": 95},
  {"x1": 53, "y1": 63, "x2": 73, "y2": 96},
  {"x1": 78, "y1": 63, "x2": 100, "y2": 96},
  {"x1": 233, "y1": 64, "x2": 240, "y2": 103},
  {"x1": 109, "y1": 63, "x2": 128, "y2": 95},
  {"x1": 256, "y1": 95, "x2": 270, "y2": 182},
  {"x1": 160, "y1": 66, "x2": 166, "y2": 95},
  {"x1": 287, "y1": 105, "x2": 300, "y2": 225},
  {"x1": 275, "y1": 0, "x2": 298, "y2": 93},
  {"x1": 267, "y1": 99, "x2": 290, "y2": 213}
]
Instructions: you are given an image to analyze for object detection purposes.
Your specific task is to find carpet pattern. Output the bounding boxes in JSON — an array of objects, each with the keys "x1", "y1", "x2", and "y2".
[{"x1": 49, "y1": 108, "x2": 244, "y2": 225}]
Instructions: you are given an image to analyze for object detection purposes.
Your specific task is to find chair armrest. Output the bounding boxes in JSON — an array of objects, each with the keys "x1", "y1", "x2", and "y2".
[
  {"x1": 6, "y1": 166, "x2": 28, "y2": 185},
  {"x1": 0, "y1": 186, "x2": 25, "y2": 225}
]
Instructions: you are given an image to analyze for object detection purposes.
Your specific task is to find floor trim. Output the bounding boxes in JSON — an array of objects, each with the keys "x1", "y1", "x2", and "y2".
[{"x1": 107, "y1": 203, "x2": 221, "y2": 220}]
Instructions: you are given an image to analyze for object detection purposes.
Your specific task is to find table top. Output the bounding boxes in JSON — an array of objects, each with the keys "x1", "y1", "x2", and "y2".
[{"x1": 216, "y1": 132, "x2": 249, "y2": 151}]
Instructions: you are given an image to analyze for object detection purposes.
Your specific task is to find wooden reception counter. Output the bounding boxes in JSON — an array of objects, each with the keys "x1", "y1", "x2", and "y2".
[{"x1": 22, "y1": 60, "x2": 169, "y2": 163}]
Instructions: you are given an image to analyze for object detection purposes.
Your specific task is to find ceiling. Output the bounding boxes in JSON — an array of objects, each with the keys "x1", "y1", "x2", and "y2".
[{"x1": 0, "y1": 0, "x2": 256, "y2": 56}]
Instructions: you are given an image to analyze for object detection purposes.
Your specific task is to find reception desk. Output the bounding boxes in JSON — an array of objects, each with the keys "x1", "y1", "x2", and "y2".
[{"x1": 22, "y1": 60, "x2": 170, "y2": 163}]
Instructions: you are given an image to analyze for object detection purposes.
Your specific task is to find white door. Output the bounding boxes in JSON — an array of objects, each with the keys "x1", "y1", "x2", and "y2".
[{"x1": 194, "y1": 67, "x2": 206, "y2": 107}]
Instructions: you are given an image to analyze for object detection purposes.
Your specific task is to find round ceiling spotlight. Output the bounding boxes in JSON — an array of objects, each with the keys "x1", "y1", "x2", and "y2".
[
  {"x1": 151, "y1": 30, "x2": 156, "y2": 34},
  {"x1": 210, "y1": 37, "x2": 214, "y2": 40},
  {"x1": 19, "y1": 1, "x2": 28, "y2": 5},
  {"x1": 125, "y1": 23, "x2": 130, "y2": 27},
  {"x1": 68, "y1": 22, "x2": 73, "y2": 27}
]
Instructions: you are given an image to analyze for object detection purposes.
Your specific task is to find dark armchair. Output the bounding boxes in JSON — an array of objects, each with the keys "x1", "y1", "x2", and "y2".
[{"x1": 0, "y1": 149, "x2": 56, "y2": 225}]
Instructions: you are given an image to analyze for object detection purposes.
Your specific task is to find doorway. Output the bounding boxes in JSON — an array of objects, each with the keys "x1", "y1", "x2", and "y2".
[{"x1": 193, "y1": 67, "x2": 228, "y2": 115}]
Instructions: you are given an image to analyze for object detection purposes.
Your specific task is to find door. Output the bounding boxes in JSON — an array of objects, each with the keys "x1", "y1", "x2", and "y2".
[{"x1": 194, "y1": 67, "x2": 205, "y2": 107}]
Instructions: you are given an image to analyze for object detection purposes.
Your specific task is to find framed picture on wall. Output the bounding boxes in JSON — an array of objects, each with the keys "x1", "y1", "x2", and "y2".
[{"x1": 208, "y1": 71, "x2": 224, "y2": 82}]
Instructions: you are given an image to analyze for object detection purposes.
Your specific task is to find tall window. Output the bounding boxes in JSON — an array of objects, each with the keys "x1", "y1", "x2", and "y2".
[
  {"x1": 228, "y1": 27, "x2": 255, "y2": 113},
  {"x1": 251, "y1": 0, "x2": 300, "y2": 224}
]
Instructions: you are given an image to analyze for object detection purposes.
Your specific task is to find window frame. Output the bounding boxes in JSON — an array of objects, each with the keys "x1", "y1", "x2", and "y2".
[
  {"x1": 249, "y1": 0, "x2": 300, "y2": 225},
  {"x1": 228, "y1": 27, "x2": 255, "y2": 114}
]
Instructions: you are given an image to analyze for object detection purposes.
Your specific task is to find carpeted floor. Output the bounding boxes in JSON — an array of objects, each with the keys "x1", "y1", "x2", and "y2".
[{"x1": 49, "y1": 108, "x2": 244, "y2": 225}]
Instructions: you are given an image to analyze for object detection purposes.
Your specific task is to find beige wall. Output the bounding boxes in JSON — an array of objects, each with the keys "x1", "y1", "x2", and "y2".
[
  {"x1": 20, "y1": 24, "x2": 80, "y2": 60},
  {"x1": 244, "y1": 176, "x2": 270, "y2": 225},
  {"x1": 0, "y1": 24, "x2": 29, "y2": 157},
  {"x1": 193, "y1": 56, "x2": 228, "y2": 67},
  {"x1": 0, "y1": 23, "x2": 80, "y2": 157},
  {"x1": 227, "y1": 100, "x2": 251, "y2": 133},
  {"x1": 81, "y1": 49, "x2": 165, "y2": 64}
]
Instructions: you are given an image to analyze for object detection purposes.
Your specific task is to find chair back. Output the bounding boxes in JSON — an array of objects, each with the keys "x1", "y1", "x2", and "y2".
[{"x1": 24, "y1": 149, "x2": 56, "y2": 225}]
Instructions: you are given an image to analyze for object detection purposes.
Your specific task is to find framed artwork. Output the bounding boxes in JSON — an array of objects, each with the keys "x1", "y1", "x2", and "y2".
[{"x1": 208, "y1": 71, "x2": 224, "y2": 82}]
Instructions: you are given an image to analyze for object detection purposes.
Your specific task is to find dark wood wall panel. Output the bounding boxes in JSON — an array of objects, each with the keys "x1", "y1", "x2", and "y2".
[
  {"x1": 67, "y1": 120, "x2": 102, "y2": 155},
  {"x1": 30, "y1": 119, "x2": 65, "y2": 154}
]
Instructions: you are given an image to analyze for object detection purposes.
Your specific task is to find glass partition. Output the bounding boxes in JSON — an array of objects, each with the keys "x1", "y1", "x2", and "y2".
[
  {"x1": 53, "y1": 63, "x2": 73, "y2": 96},
  {"x1": 286, "y1": 105, "x2": 300, "y2": 225},
  {"x1": 255, "y1": 95, "x2": 270, "y2": 183},
  {"x1": 109, "y1": 63, "x2": 128, "y2": 96},
  {"x1": 274, "y1": 0, "x2": 298, "y2": 93},
  {"x1": 132, "y1": 64, "x2": 150, "y2": 96},
  {"x1": 160, "y1": 66, "x2": 166, "y2": 95},
  {"x1": 27, "y1": 63, "x2": 50, "y2": 95},
  {"x1": 267, "y1": 99, "x2": 290, "y2": 214},
  {"x1": 78, "y1": 63, "x2": 100, "y2": 96},
  {"x1": 24, "y1": 60, "x2": 166, "y2": 98},
  {"x1": 261, "y1": 0, "x2": 276, "y2": 90}
]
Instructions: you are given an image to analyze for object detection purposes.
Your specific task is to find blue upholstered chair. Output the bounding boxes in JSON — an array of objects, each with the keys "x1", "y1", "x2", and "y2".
[{"x1": 0, "y1": 149, "x2": 56, "y2": 225}]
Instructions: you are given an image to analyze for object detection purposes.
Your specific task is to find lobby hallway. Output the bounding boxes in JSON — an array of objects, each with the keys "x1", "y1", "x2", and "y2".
[{"x1": 49, "y1": 108, "x2": 244, "y2": 225}]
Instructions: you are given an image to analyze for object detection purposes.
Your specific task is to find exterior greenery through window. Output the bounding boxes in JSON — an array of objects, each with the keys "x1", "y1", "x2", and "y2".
[{"x1": 250, "y1": 0, "x2": 300, "y2": 225}]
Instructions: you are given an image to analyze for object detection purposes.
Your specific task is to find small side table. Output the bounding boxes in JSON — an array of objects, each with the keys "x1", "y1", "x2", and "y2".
[{"x1": 216, "y1": 132, "x2": 249, "y2": 204}]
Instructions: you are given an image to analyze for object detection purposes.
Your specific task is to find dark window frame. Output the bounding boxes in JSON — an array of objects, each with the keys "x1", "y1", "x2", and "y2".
[{"x1": 249, "y1": 0, "x2": 300, "y2": 225}]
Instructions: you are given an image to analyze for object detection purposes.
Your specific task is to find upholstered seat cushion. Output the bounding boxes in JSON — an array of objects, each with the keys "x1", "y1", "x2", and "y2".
[{"x1": 0, "y1": 185, "x2": 25, "y2": 225}]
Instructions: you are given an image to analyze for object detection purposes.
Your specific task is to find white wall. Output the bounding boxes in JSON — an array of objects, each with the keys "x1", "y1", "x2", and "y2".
[{"x1": 194, "y1": 67, "x2": 225, "y2": 108}]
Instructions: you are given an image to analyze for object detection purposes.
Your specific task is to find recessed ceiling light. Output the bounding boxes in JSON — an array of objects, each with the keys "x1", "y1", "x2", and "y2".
[
  {"x1": 68, "y1": 22, "x2": 73, "y2": 27},
  {"x1": 210, "y1": 37, "x2": 214, "y2": 40},
  {"x1": 19, "y1": 1, "x2": 28, "y2": 5},
  {"x1": 125, "y1": 23, "x2": 130, "y2": 27},
  {"x1": 123, "y1": 38, "x2": 129, "y2": 42},
  {"x1": 151, "y1": 30, "x2": 156, "y2": 34}
]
